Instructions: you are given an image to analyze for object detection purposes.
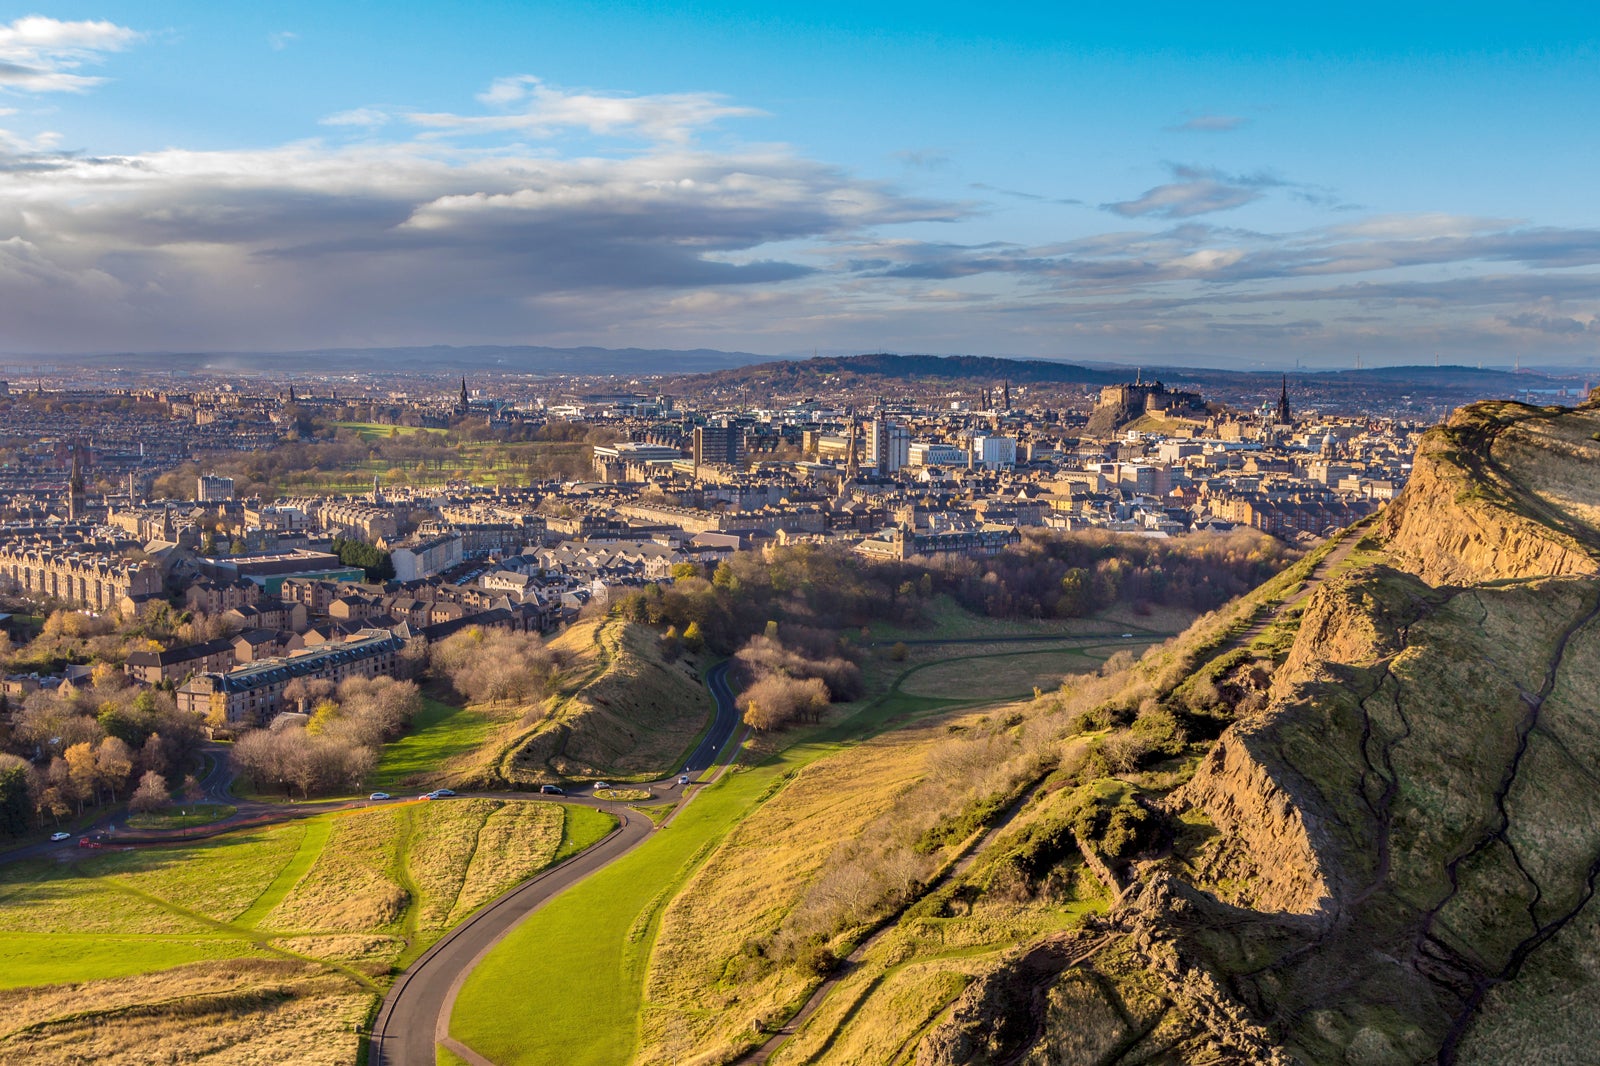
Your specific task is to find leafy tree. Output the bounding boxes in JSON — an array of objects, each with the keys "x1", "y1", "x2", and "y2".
[
  {"x1": 682, "y1": 621, "x2": 706, "y2": 652},
  {"x1": 332, "y1": 537, "x2": 396, "y2": 582},
  {"x1": 0, "y1": 755, "x2": 33, "y2": 837}
]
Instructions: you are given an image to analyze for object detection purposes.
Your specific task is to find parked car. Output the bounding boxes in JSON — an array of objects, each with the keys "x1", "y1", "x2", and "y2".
[
  {"x1": 49, "y1": 831, "x2": 70, "y2": 842},
  {"x1": 539, "y1": 784, "x2": 565, "y2": 796},
  {"x1": 78, "y1": 837, "x2": 102, "y2": 849},
  {"x1": 369, "y1": 792, "x2": 391, "y2": 801},
  {"x1": 678, "y1": 775, "x2": 690, "y2": 786}
]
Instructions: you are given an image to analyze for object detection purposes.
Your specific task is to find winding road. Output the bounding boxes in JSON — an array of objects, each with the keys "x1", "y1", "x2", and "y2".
[{"x1": 368, "y1": 658, "x2": 743, "y2": 1066}]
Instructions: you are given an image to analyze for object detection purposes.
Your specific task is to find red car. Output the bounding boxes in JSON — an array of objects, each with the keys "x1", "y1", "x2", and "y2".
[{"x1": 78, "y1": 837, "x2": 103, "y2": 849}]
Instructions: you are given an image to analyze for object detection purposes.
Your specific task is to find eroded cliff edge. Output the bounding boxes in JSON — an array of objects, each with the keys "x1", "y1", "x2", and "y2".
[{"x1": 916, "y1": 397, "x2": 1600, "y2": 1065}]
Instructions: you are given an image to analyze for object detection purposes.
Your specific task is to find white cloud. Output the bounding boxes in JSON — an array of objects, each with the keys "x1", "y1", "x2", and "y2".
[
  {"x1": 417, "y1": 75, "x2": 762, "y2": 144},
  {"x1": 269, "y1": 31, "x2": 297, "y2": 51},
  {"x1": 0, "y1": 15, "x2": 141, "y2": 94},
  {"x1": 321, "y1": 107, "x2": 391, "y2": 128}
]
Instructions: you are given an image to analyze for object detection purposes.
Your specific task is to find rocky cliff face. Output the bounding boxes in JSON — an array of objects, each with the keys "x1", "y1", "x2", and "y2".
[
  {"x1": 1379, "y1": 401, "x2": 1600, "y2": 586},
  {"x1": 912, "y1": 397, "x2": 1600, "y2": 1065}
]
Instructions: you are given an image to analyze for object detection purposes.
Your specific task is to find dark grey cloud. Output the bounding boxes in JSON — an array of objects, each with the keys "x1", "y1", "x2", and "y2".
[{"x1": 0, "y1": 141, "x2": 966, "y2": 350}]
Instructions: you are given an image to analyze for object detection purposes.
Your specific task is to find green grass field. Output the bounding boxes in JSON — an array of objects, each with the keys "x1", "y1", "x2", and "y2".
[
  {"x1": 0, "y1": 800, "x2": 605, "y2": 993},
  {"x1": 369, "y1": 696, "x2": 504, "y2": 790},
  {"x1": 0, "y1": 932, "x2": 264, "y2": 989},
  {"x1": 126, "y1": 803, "x2": 237, "y2": 830},
  {"x1": 331, "y1": 421, "x2": 448, "y2": 442}
]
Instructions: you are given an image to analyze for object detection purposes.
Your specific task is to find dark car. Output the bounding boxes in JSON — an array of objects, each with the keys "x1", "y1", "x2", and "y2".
[{"x1": 540, "y1": 784, "x2": 565, "y2": 796}]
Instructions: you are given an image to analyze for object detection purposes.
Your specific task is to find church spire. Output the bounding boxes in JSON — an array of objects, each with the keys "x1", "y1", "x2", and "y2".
[
  {"x1": 459, "y1": 377, "x2": 469, "y2": 412},
  {"x1": 1277, "y1": 373, "x2": 1292, "y2": 424}
]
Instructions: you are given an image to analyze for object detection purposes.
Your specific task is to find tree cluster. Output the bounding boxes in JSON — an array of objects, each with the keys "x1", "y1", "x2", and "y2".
[
  {"x1": 230, "y1": 675, "x2": 420, "y2": 797},
  {"x1": 732, "y1": 629, "x2": 864, "y2": 732},
  {"x1": 428, "y1": 627, "x2": 562, "y2": 705},
  {"x1": 613, "y1": 532, "x2": 1298, "y2": 661},
  {"x1": 332, "y1": 537, "x2": 396, "y2": 582}
]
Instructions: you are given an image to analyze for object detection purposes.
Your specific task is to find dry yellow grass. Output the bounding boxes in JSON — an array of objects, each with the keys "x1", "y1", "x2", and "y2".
[
  {"x1": 273, "y1": 934, "x2": 407, "y2": 964},
  {"x1": 770, "y1": 958, "x2": 982, "y2": 1066},
  {"x1": 264, "y1": 808, "x2": 407, "y2": 933},
  {"x1": 408, "y1": 798, "x2": 501, "y2": 933},
  {"x1": 0, "y1": 958, "x2": 370, "y2": 1066},
  {"x1": 447, "y1": 802, "x2": 564, "y2": 924},
  {"x1": 636, "y1": 718, "x2": 952, "y2": 1066},
  {"x1": 510, "y1": 618, "x2": 715, "y2": 780}
]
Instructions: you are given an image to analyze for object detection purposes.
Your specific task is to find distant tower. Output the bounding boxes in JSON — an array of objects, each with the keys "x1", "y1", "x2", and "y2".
[
  {"x1": 1276, "y1": 374, "x2": 1292, "y2": 424},
  {"x1": 287, "y1": 384, "x2": 296, "y2": 404},
  {"x1": 1002, "y1": 381, "x2": 1011, "y2": 410},
  {"x1": 459, "y1": 377, "x2": 469, "y2": 413},
  {"x1": 844, "y1": 420, "x2": 860, "y2": 481},
  {"x1": 372, "y1": 474, "x2": 383, "y2": 504},
  {"x1": 127, "y1": 471, "x2": 138, "y2": 505},
  {"x1": 67, "y1": 444, "x2": 84, "y2": 522}
]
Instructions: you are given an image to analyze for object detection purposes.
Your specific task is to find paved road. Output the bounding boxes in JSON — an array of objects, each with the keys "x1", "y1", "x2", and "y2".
[
  {"x1": 682, "y1": 660, "x2": 740, "y2": 775},
  {"x1": 368, "y1": 796, "x2": 651, "y2": 1066},
  {"x1": 369, "y1": 660, "x2": 744, "y2": 1066}
]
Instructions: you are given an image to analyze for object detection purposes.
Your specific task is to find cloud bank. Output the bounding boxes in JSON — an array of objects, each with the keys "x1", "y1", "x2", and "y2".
[{"x1": 1, "y1": 53, "x2": 1598, "y2": 364}]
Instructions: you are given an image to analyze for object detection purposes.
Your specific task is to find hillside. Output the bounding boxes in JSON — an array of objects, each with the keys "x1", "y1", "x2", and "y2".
[
  {"x1": 675, "y1": 353, "x2": 1121, "y2": 392},
  {"x1": 500, "y1": 617, "x2": 715, "y2": 783},
  {"x1": 616, "y1": 394, "x2": 1600, "y2": 1066},
  {"x1": 911, "y1": 394, "x2": 1600, "y2": 1064}
]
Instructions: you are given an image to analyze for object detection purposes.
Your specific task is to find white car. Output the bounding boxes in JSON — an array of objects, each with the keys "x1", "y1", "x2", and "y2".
[
  {"x1": 49, "y1": 831, "x2": 70, "y2": 842},
  {"x1": 369, "y1": 792, "x2": 391, "y2": 801}
]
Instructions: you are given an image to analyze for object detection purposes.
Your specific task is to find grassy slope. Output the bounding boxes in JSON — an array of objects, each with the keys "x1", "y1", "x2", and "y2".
[
  {"x1": 0, "y1": 800, "x2": 608, "y2": 1063},
  {"x1": 505, "y1": 617, "x2": 716, "y2": 783},
  {"x1": 370, "y1": 695, "x2": 511, "y2": 790},
  {"x1": 450, "y1": 683, "x2": 960, "y2": 1066}
]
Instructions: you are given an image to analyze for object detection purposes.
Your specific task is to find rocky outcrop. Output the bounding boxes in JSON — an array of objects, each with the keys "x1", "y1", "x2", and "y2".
[
  {"x1": 1378, "y1": 402, "x2": 1600, "y2": 586},
  {"x1": 913, "y1": 397, "x2": 1600, "y2": 1066}
]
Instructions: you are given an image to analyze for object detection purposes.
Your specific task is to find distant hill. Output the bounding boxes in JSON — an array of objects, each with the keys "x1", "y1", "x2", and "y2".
[
  {"x1": 7, "y1": 345, "x2": 784, "y2": 377},
  {"x1": 676, "y1": 353, "x2": 1123, "y2": 389}
]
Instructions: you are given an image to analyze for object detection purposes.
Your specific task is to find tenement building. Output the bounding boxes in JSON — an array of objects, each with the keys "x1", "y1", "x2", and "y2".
[
  {"x1": 175, "y1": 629, "x2": 403, "y2": 724},
  {"x1": 0, "y1": 537, "x2": 164, "y2": 613}
]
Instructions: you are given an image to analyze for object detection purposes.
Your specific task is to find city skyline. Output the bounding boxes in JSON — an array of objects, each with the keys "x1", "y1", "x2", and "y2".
[{"x1": 3, "y1": 2, "x2": 1599, "y2": 367}]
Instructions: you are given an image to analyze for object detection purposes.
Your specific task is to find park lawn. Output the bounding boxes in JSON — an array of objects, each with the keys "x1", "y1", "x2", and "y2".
[
  {"x1": 0, "y1": 932, "x2": 260, "y2": 989},
  {"x1": 331, "y1": 421, "x2": 446, "y2": 442},
  {"x1": 94, "y1": 820, "x2": 308, "y2": 923},
  {"x1": 449, "y1": 688, "x2": 960, "y2": 1066},
  {"x1": 126, "y1": 803, "x2": 237, "y2": 830},
  {"x1": 553, "y1": 804, "x2": 618, "y2": 863},
  {"x1": 895, "y1": 645, "x2": 1110, "y2": 701},
  {"x1": 370, "y1": 696, "x2": 504, "y2": 790}
]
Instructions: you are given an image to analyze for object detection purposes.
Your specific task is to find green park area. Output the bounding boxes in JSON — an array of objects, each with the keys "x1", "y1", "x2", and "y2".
[{"x1": 367, "y1": 695, "x2": 508, "y2": 791}]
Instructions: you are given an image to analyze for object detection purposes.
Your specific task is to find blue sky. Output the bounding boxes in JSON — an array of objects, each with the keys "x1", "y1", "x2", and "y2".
[{"x1": 2, "y1": 2, "x2": 1599, "y2": 367}]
